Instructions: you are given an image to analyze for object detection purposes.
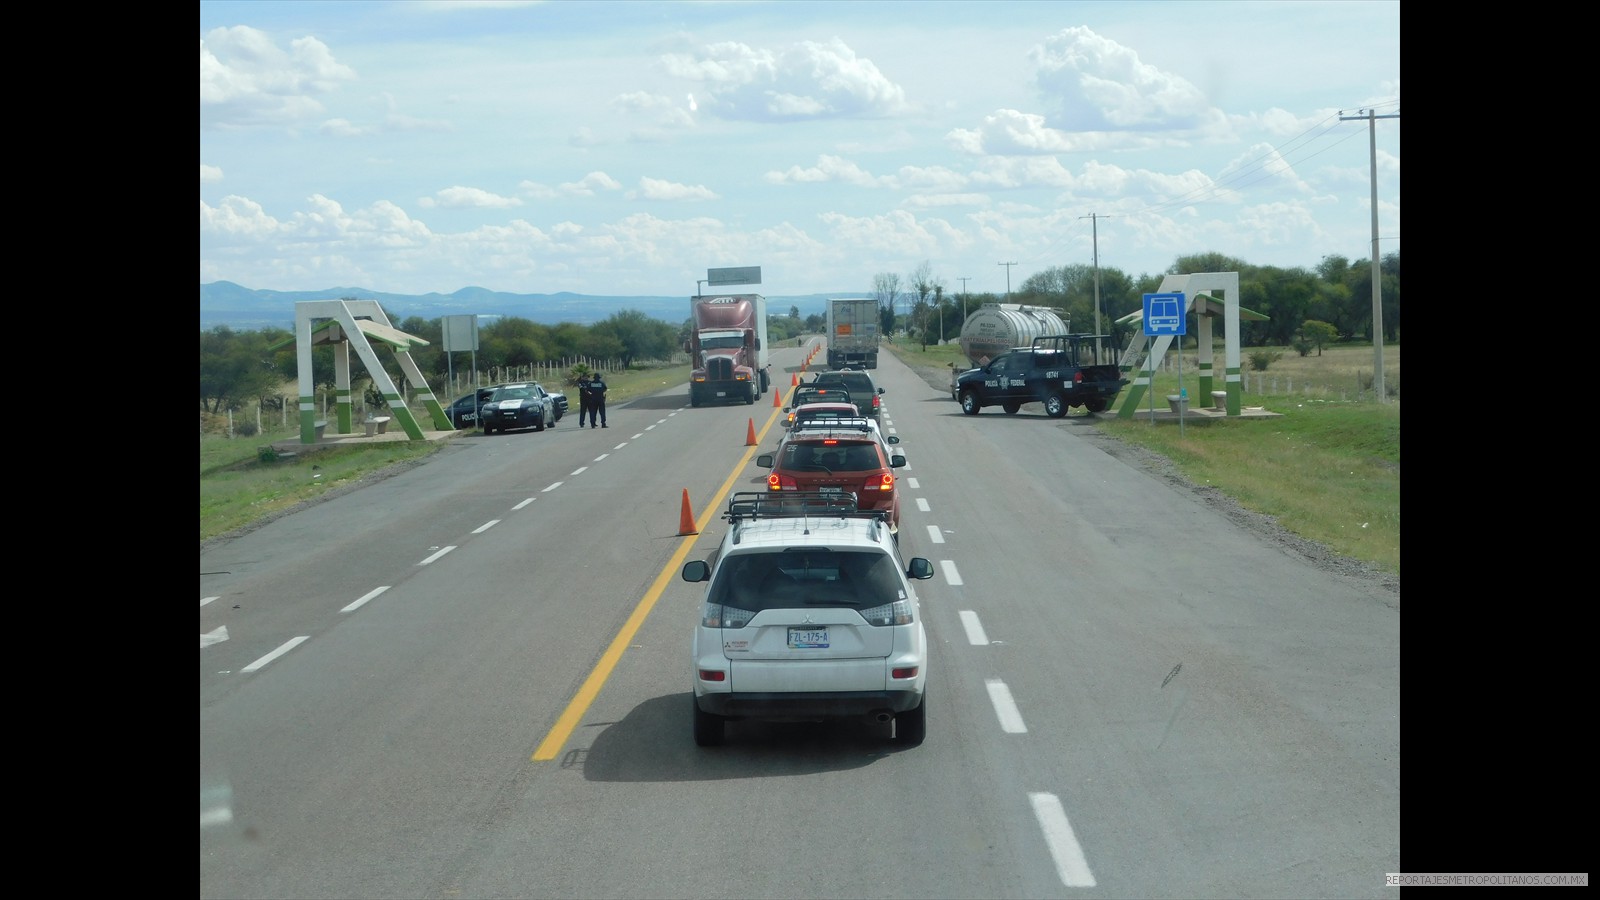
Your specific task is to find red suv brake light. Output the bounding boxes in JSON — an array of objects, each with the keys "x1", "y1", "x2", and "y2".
[{"x1": 861, "y1": 472, "x2": 894, "y2": 492}]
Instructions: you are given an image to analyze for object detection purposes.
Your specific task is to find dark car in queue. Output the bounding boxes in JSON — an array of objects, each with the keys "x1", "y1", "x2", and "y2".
[{"x1": 809, "y1": 369, "x2": 884, "y2": 424}]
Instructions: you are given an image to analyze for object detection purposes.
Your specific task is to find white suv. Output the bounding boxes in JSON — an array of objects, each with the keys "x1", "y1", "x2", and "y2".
[{"x1": 681, "y1": 492, "x2": 935, "y2": 747}]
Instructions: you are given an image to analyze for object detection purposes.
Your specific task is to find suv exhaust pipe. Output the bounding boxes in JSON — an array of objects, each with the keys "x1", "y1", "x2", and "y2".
[{"x1": 871, "y1": 709, "x2": 894, "y2": 724}]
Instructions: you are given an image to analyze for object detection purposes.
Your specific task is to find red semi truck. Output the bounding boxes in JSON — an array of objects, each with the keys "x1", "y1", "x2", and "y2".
[{"x1": 687, "y1": 293, "x2": 770, "y2": 406}]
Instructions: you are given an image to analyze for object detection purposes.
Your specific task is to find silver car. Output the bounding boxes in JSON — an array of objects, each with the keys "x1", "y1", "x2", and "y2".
[{"x1": 681, "y1": 492, "x2": 934, "y2": 747}]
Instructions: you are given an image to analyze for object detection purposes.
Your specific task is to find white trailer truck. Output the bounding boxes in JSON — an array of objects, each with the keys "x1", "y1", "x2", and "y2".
[{"x1": 825, "y1": 297, "x2": 880, "y2": 369}]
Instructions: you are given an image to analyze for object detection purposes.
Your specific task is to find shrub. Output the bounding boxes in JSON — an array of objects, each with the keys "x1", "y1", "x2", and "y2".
[
  {"x1": 1248, "y1": 350, "x2": 1283, "y2": 371},
  {"x1": 565, "y1": 364, "x2": 595, "y2": 387},
  {"x1": 257, "y1": 445, "x2": 279, "y2": 463},
  {"x1": 235, "y1": 421, "x2": 259, "y2": 437}
]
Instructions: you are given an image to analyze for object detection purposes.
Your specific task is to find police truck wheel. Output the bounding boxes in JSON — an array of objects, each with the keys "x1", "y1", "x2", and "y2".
[
  {"x1": 959, "y1": 390, "x2": 981, "y2": 415},
  {"x1": 1002, "y1": 401, "x2": 1021, "y2": 415},
  {"x1": 1044, "y1": 393, "x2": 1067, "y2": 418},
  {"x1": 1085, "y1": 399, "x2": 1108, "y2": 413}
]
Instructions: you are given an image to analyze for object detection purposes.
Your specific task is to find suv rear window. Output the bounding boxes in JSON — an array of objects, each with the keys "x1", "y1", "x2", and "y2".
[
  {"x1": 779, "y1": 440, "x2": 882, "y2": 471},
  {"x1": 710, "y1": 549, "x2": 906, "y2": 612},
  {"x1": 814, "y1": 372, "x2": 874, "y2": 395}
]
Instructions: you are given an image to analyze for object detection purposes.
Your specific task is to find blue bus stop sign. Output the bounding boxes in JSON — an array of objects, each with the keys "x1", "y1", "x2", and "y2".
[{"x1": 1143, "y1": 292, "x2": 1186, "y2": 336}]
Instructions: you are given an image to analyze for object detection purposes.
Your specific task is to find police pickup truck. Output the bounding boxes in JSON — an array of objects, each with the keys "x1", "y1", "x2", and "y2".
[{"x1": 954, "y1": 333, "x2": 1127, "y2": 417}]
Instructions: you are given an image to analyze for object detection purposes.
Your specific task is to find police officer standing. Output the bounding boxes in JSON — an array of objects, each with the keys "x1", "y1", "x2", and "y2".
[
  {"x1": 576, "y1": 373, "x2": 593, "y2": 426},
  {"x1": 587, "y1": 371, "x2": 608, "y2": 428}
]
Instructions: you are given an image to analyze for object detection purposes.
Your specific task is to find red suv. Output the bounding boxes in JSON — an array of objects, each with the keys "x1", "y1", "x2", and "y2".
[{"x1": 755, "y1": 419, "x2": 906, "y2": 533}]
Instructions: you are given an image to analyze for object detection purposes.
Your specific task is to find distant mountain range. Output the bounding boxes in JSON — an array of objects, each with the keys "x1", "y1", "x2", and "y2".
[{"x1": 199, "y1": 282, "x2": 869, "y2": 331}]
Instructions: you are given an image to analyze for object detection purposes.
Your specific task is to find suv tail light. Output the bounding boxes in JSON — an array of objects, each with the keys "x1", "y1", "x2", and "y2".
[
  {"x1": 768, "y1": 473, "x2": 798, "y2": 491},
  {"x1": 861, "y1": 472, "x2": 894, "y2": 492},
  {"x1": 872, "y1": 396, "x2": 881, "y2": 411},
  {"x1": 702, "y1": 601, "x2": 753, "y2": 628},
  {"x1": 860, "y1": 598, "x2": 913, "y2": 626}
]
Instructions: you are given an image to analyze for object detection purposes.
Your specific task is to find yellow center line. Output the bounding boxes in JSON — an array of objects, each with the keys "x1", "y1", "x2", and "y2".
[{"x1": 531, "y1": 403, "x2": 787, "y2": 761}]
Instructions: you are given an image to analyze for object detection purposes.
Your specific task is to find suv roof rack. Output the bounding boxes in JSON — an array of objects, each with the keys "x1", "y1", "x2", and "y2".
[
  {"x1": 724, "y1": 490, "x2": 891, "y2": 542},
  {"x1": 786, "y1": 417, "x2": 875, "y2": 435},
  {"x1": 793, "y1": 385, "x2": 851, "y2": 401}
]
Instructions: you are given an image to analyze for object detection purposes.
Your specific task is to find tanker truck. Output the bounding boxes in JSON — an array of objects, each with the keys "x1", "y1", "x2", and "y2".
[
  {"x1": 686, "y1": 293, "x2": 770, "y2": 407},
  {"x1": 824, "y1": 297, "x2": 880, "y2": 369}
]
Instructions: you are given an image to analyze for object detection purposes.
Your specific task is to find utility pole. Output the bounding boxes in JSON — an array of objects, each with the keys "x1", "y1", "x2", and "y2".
[
  {"x1": 998, "y1": 262, "x2": 1016, "y2": 301},
  {"x1": 695, "y1": 279, "x2": 706, "y2": 298},
  {"x1": 958, "y1": 276, "x2": 971, "y2": 321},
  {"x1": 1340, "y1": 106, "x2": 1399, "y2": 403},
  {"x1": 1080, "y1": 213, "x2": 1115, "y2": 336}
]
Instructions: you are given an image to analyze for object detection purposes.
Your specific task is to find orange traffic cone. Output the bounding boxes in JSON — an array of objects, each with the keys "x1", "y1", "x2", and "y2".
[
  {"x1": 791, "y1": 373, "x2": 798, "y2": 386},
  {"x1": 746, "y1": 418, "x2": 758, "y2": 446},
  {"x1": 678, "y1": 488, "x2": 698, "y2": 535},
  {"x1": 773, "y1": 385, "x2": 784, "y2": 407}
]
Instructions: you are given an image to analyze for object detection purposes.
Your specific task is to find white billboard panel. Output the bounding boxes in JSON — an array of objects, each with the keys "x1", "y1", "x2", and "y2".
[{"x1": 707, "y1": 266, "x2": 761, "y2": 286}]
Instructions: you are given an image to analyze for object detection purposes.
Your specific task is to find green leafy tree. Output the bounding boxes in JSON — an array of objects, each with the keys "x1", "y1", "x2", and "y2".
[
  {"x1": 588, "y1": 308, "x2": 677, "y2": 368},
  {"x1": 480, "y1": 316, "x2": 552, "y2": 369},
  {"x1": 200, "y1": 326, "x2": 284, "y2": 413},
  {"x1": 1299, "y1": 319, "x2": 1340, "y2": 356}
]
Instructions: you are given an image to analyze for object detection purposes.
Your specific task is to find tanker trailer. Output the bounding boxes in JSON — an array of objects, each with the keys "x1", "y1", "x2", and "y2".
[{"x1": 957, "y1": 304, "x2": 1069, "y2": 367}]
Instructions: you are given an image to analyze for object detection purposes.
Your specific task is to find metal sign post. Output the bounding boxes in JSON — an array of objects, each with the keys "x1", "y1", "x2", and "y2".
[{"x1": 1142, "y1": 292, "x2": 1187, "y2": 432}]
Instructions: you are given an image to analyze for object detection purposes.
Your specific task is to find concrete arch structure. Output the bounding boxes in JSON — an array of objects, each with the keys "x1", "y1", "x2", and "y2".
[
  {"x1": 286, "y1": 299, "x2": 451, "y2": 444},
  {"x1": 1112, "y1": 272, "x2": 1269, "y2": 419}
]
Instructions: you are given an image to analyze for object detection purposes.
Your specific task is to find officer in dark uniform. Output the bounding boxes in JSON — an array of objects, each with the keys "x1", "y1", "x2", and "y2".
[
  {"x1": 587, "y1": 372, "x2": 608, "y2": 428},
  {"x1": 577, "y1": 374, "x2": 593, "y2": 426}
]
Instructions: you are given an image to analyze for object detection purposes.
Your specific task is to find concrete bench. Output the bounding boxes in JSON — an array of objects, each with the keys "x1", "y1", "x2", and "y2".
[
  {"x1": 1211, "y1": 390, "x2": 1228, "y2": 410},
  {"x1": 1166, "y1": 395, "x2": 1187, "y2": 413},
  {"x1": 314, "y1": 420, "x2": 328, "y2": 440},
  {"x1": 364, "y1": 416, "x2": 393, "y2": 436}
]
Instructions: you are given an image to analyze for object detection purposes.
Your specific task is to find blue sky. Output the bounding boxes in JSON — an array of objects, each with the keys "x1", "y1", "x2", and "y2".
[{"x1": 199, "y1": 0, "x2": 1399, "y2": 299}]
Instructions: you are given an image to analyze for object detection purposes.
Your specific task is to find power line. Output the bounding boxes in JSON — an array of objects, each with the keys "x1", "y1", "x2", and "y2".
[{"x1": 1127, "y1": 97, "x2": 1398, "y2": 220}]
